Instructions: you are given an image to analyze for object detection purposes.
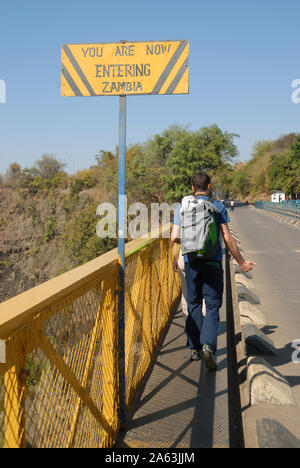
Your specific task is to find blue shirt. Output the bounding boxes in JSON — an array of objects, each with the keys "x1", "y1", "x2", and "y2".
[{"x1": 173, "y1": 196, "x2": 230, "y2": 263}]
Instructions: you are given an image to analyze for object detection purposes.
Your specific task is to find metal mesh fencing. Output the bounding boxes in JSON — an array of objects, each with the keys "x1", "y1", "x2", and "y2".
[
  {"x1": 255, "y1": 201, "x2": 300, "y2": 219},
  {"x1": 0, "y1": 236, "x2": 180, "y2": 448}
]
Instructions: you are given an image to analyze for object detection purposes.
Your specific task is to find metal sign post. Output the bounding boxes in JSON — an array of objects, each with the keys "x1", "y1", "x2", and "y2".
[
  {"x1": 61, "y1": 38, "x2": 189, "y2": 433},
  {"x1": 117, "y1": 95, "x2": 127, "y2": 428}
]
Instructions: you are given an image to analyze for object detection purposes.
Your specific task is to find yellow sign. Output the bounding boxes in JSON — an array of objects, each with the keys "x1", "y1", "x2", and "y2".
[{"x1": 61, "y1": 40, "x2": 189, "y2": 97}]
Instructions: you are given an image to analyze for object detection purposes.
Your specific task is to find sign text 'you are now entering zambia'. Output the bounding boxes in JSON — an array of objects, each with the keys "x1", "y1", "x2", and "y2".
[{"x1": 61, "y1": 40, "x2": 189, "y2": 96}]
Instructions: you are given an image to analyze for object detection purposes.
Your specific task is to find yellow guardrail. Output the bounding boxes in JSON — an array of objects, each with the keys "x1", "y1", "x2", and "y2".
[{"x1": 0, "y1": 226, "x2": 180, "y2": 448}]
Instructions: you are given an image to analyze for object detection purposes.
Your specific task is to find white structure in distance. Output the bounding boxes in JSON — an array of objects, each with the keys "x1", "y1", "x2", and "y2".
[{"x1": 271, "y1": 191, "x2": 286, "y2": 203}]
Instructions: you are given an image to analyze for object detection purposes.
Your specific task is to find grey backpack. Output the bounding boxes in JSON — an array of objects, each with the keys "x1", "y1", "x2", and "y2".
[{"x1": 180, "y1": 196, "x2": 219, "y2": 259}]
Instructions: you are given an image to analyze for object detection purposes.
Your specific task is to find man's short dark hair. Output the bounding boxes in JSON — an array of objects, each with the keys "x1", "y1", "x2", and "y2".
[{"x1": 192, "y1": 173, "x2": 211, "y2": 192}]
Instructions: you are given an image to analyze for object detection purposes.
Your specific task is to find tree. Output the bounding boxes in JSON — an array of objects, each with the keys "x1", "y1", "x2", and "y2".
[
  {"x1": 95, "y1": 150, "x2": 115, "y2": 167},
  {"x1": 126, "y1": 144, "x2": 164, "y2": 205},
  {"x1": 212, "y1": 164, "x2": 234, "y2": 198},
  {"x1": 231, "y1": 166, "x2": 251, "y2": 197},
  {"x1": 64, "y1": 203, "x2": 117, "y2": 265},
  {"x1": 35, "y1": 155, "x2": 66, "y2": 180},
  {"x1": 219, "y1": 133, "x2": 299, "y2": 201},
  {"x1": 94, "y1": 150, "x2": 118, "y2": 192},
  {"x1": 70, "y1": 169, "x2": 98, "y2": 197},
  {"x1": 145, "y1": 125, "x2": 188, "y2": 166},
  {"x1": 289, "y1": 136, "x2": 300, "y2": 197},
  {"x1": 268, "y1": 136, "x2": 300, "y2": 197},
  {"x1": 6, "y1": 162, "x2": 22, "y2": 185},
  {"x1": 162, "y1": 125, "x2": 239, "y2": 201}
]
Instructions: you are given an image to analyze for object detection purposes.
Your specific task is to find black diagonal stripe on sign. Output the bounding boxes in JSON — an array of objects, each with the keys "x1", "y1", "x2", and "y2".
[
  {"x1": 62, "y1": 65, "x2": 82, "y2": 96},
  {"x1": 152, "y1": 41, "x2": 188, "y2": 94},
  {"x1": 165, "y1": 56, "x2": 189, "y2": 94},
  {"x1": 63, "y1": 45, "x2": 96, "y2": 96}
]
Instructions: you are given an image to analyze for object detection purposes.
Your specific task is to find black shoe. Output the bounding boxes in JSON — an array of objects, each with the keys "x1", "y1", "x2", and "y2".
[
  {"x1": 202, "y1": 344, "x2": 217, "y2": 370},
  {"x1": 190, "y1": 349, "x2": 202, "y2": 361}
]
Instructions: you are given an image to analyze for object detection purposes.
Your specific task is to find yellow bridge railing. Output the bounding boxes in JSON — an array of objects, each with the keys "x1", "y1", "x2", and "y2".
[{"x1": 0, "y1": 227, "x2": 180, "y2": 448}]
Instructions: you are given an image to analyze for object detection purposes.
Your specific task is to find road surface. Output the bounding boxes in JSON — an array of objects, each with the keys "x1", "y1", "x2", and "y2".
[{"x1": 230, "y1": 205, "x2": 300, "y2": 445}]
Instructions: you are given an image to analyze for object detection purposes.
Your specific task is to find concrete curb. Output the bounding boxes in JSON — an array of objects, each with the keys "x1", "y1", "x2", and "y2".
[
  {"x1": 239, "y1": 301, "x2": 267, "y2": 327},
  {"x1": 247, "y1": 356, "x2": 296, "y2": 406},
  {"x1": 235, "y1": 273, "x2": 254, "y2": 290},
  {"x1": 233, "y1": 264, "x2": 253, "y2": 279},
  {"x1": 237, "y1": 284, "x2": 261, "y2": 305},
  {"x1": 242, "y1": 324, "x2": 277, "y2": 356}
]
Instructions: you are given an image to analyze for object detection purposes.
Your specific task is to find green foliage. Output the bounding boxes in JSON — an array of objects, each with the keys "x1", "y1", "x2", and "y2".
[
  {"x1": 70, "y1": 170, "x2": 97, "y2": 197},
  {"x1": 0, "y1": 259, "x2": 12, "y2": 269},
  {"x1": 19, "y1": 155, "x2": 68, "y2": 193},
  {"x1": 44, "y1": 216, "x2": 57, "y2": 242},
  {"x1": 126, "y1": 144, "x2": 164, "y2": 204},
  {"x1": 49, "y1": 194, "x2": 56, "y2": 214},
  {"x1": 35, "y1": 154, "x2": 66, "y2": 180},
  {"x1": 215, "y1": 133, "x2": 299, "y2": 200},
  {"x1": 212, "y1": 165, "x2": 234, "y2": 198},
  {"x1": 70, "y1": 178, "x2": 86, "y2": 197},
  {"x1": 25, "y1": 352, "x2": 52, "y2": 391},
  {"x1": 0, "y1": 217, "x2": 7, "y2": 229},
  {"x1": 2, "y1": 125, "x2": 300, "y2": 308},
  {"x1": 161, "y1": 125, "x2": 239, "y2": 201},
  {"x1": 8, "y1": 162, "x2": 21, "y2": 177},
  {"x1": 4, "y1": 162, "x2": 22, "y2": 186},
  {"x1": 29, "y1": 176, "x2": 47, "y2": 192},
  {"x1": 250, "y1": 141, "x2": 273, "y2": 162},
  {"x1": 268, "y1": 136, "x2": 300, "y2": 196},
  {"x1": 60, "y1": 193, "x2": 79, "y2": 214},
  {"x1": 146, "y1": 125, "x2": 187, "y2": 166},
  {"x1": 25, "y1": 355, "x2": 43, "y2": 388},
  {"x1": 21, "y1": 170, "x2": 68, "y2": 193},
  {"x1": 91, "y1": 125, "x2": 239, "y2": 205},
  {"x1": 64, "y1": 203, "x2": 117, "y2": 265},
  {"x1": 29, "y1": 203, "x2": 38, "y2": 227},
  {"x1": 51, "y1": 171, "x2": 69, "y2": 189},
  {"x1": 231, "y1": 166, "x2": 251, "y2": 197},
  {"x1": 94, "y1": 150, "x2": 118, "y2": 192}
]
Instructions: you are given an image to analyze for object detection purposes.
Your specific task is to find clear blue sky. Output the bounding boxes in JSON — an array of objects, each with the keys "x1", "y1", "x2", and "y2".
[{"x1": 0, "y1": 0, "x2": 299, "y2": 174}]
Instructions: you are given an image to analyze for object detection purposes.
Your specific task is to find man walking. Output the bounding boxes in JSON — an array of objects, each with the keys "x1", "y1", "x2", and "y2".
[{"x1": 171, "y1": 173, "x2": 255, "y2": 370}]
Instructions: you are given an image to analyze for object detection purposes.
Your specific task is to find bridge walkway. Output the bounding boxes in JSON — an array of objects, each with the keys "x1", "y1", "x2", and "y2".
[{"x1": 117, "y1": 258, "x2": 230, "y2": 449}]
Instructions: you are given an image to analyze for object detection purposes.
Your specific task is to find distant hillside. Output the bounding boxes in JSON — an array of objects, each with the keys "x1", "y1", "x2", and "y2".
[
  {"x1": 1, "y1": 126, "x2": 299, "y2": 302},
  {"x1": 213, "y1": 133, "x2": 300, "y2": 201}
]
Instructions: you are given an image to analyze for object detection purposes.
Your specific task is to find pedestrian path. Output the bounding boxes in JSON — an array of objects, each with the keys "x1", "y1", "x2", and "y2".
[{"x1": 117, "y1": 285, "x2": 230, "y2": 448}]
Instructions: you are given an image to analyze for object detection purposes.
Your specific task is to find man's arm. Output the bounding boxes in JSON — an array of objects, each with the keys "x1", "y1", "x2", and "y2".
[
  {"x1": 220, "y1": 223, "x2": 256, "y2": 273},
  {"x1": 171, "y1": 224, "x2": 181, "y2": 244},
  {"x1": 171, "y1": 223, "x2": 181, "y2": 272},
  {"x1": 171, "y1": 203, "x2": 182, "y2": 244},
  {"x1": 172, "y1": 243, "x2": 180, "y2": 272}
]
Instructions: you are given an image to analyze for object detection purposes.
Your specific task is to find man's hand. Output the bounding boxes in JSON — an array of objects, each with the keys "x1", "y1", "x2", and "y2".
[
  {"x1": 239, "y1": 260, "x2": 256, "y2": 273},
  {"x1": 220, "y1": 225, "x2": 256, "y2": 273}
]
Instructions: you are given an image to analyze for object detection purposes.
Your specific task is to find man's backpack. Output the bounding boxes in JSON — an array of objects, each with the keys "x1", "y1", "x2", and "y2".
[{"x1": 180, "y1": 195, "x2": 219, "y2": 259}]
